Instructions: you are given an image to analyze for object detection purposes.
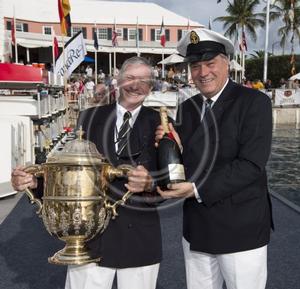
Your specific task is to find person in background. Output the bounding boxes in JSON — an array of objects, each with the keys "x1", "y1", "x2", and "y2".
[
  {"x1": 291, "y1": 79, "x2": 300, "y2": 89},
  {"x1": 279, "y1": 77, "x2": 286, "y2": 88},
  {"x1": 84, "y1": 77, "x2": 95, "y2": 104},
  {"x1": 264, "y1": 79, "x2": 272, "y2": 90},
  {"x1": 98, "y1": 69, "x2": 106, "y2": 81},
  {"x1": 167, "y1": 67, "x2": 175, "y2": 82},
  {"x1": 85, "y1": 65, "x2": 93, "y2": 78},
  {"x1": 252, "y1": 79, "x2": 265, "y2": 90},
  {"x1": 155, "y1": 28, "x2": 273, "y2": 289}
]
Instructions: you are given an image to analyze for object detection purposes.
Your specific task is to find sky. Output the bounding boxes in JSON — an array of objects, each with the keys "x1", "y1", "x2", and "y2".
[{"x1": 103, "y1": 0, "x2": 288, "y2": 56}]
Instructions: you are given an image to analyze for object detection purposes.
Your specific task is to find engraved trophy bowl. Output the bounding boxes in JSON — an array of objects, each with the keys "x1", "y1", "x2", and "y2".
[{"x1": 24, "y1": 130, "x2": 133, "y2": 266}]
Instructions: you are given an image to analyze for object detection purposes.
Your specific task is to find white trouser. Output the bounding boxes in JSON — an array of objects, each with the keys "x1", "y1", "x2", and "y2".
[
  {"x1": 65, "y1": 262, "x2": 160, "y2": 289},
  {"x1": 182, "y1": 238, "x2": 267, "y2": 289}
]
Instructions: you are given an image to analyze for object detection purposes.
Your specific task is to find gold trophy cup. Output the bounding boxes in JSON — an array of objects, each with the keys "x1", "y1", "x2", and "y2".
[{"x1": 24, "y1": 130, "x2": 133, "y2": 265}]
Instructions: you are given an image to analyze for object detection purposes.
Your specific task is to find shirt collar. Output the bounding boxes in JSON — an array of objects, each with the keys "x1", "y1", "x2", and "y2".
[
  {"x1": 202, "y1": 78, "x2": 229, "y2": 106},
  {"x1": 116, "y1": 102, "x2": 142, "y2": 125}
]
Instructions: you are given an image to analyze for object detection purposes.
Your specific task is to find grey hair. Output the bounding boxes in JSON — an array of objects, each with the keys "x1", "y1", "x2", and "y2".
[{"x1": 118, "y1": 56, "x2": 155, "y2": 87}]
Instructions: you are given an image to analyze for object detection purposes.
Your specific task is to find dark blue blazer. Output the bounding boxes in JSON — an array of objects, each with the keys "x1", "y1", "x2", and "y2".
[
  {"x1": 176, "y1": 79, "x2": 273, "y2": 254},
  {"x1": 78, "y1": 104, "x2": 162, "y2": 268}
]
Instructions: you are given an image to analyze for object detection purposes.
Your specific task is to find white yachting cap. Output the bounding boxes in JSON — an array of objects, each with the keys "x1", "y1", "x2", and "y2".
[{"x1": 177, "y1": 28, "x2": 234, "y2": 63}]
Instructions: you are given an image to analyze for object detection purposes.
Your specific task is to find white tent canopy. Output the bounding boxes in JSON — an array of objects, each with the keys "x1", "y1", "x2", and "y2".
[
  {"x1": 230, "y1": 59, "x2": 243, "y2": 71},
  {"x1": 158, "y1": 53, "x2": 184, "y2": 65},
  {"x1": 289, "y1": 73, "x2": 300, "y2": 80}
]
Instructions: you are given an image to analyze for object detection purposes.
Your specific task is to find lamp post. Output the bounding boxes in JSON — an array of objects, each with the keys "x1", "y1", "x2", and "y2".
[{"x1": 263, "y1": 0, "x2": 271, "y2": 83}]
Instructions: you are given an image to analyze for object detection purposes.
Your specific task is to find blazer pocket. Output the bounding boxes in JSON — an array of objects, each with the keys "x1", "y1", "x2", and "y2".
[{"x1": 231, "y1": 188, "x2": 263, "y2": 204}]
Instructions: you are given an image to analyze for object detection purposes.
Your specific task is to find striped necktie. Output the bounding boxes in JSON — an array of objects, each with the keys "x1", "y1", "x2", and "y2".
[
  {"x1": 202, "y1": 98, "x2": 213, "y2": 121},
  {"x1": 116, "y1": 111, "x2": 132, "y2": 156}
]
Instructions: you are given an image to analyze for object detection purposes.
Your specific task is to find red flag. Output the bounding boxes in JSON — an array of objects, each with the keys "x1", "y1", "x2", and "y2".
[
  {"x1": 58, "y1": 0, "x2": 71, "y2": 36},
  {"x1": 160, "y1": 19, "x2": 166, "y2": 47},
  {"x1": 239, "y1": 31, "x2": 247, "y2": 51},
  {"x1": 112, "y1": 20, "x2": 118, "y2": 47},
  {"x1": 11, "y1": 16, "x2": 16, "y2": 45},
  {"x1": 53, "y1": 36, "x2": 59, "y2": 60}
]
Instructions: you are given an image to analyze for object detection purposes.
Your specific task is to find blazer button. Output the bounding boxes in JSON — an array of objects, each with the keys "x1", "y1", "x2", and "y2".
[{"x1": 128, "y1": 223, "x2": 133, "y2": 229}]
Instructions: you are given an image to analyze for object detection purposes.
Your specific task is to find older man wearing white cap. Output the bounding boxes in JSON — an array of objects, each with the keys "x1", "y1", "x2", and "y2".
[{"x1": 156, "y1": 28, "x2": 273, "y2": 289}]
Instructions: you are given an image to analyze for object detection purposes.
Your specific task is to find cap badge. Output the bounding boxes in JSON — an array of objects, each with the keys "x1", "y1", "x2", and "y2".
[{"x1": 190, "y1": 31, "x2": 200, "y2": 44}]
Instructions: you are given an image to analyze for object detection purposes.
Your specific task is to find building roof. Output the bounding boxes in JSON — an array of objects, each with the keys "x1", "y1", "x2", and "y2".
[{"x1": 3, "y1": 0, "x2": 203, "y2": 27}]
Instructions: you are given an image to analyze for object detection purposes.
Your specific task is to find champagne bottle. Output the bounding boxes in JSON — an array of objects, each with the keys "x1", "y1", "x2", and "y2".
[{"x1": 157, "y1": 107, "x2": 186, "y2": 190}]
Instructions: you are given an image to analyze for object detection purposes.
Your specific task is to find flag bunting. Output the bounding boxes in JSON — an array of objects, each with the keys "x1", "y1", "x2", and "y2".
[
  {"x1": 112, "y1": 20, "x2": 118, "y2": 47},
  {"x1": 58, "y1": 0, "x2": 71, "y2": 36},
  {"x1": 239, "y1": 31, "x2": 247, "y2": 51},
  {"x1": 160, "y1": 18, "x2": 166, "y2": 47},
  {"x1": 93, "y1": 27, "x2": 99, "y2": 50}
]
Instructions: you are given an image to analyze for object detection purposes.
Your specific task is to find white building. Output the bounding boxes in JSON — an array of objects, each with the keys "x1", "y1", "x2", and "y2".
[{"x1": 0, "y1": 0, "x2": 204, "y2": 70}]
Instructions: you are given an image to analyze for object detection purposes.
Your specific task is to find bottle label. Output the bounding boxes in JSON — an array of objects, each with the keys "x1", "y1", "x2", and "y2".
[{"x1": 168, "y1": 164, "x2": 186, "y2": 181}]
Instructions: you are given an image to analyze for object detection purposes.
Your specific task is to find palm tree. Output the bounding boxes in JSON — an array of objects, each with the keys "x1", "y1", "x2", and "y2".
[
  {"x1": 268, "y1": 0, "x2": 300, "y2": 52},
  {"x1": 214, "y1": 0, "x2": 265, "y2": 44},
  {"x1": 250, "y1": 50, "x2": 272, "y2": 59}
]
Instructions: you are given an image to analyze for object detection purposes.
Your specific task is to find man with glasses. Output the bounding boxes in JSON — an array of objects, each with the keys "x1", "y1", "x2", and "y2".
[
  {"x1": 65, "y1": 56, "x2": 162, "y2": 289},
  {"x1": 12, "y1": 56, "x2": 162, "y2": 289}
]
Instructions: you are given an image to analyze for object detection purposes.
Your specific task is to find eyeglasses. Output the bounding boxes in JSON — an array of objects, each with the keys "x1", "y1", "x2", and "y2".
[{"x1": 121, "y1": 76, "x2": 152, "y2": 86}]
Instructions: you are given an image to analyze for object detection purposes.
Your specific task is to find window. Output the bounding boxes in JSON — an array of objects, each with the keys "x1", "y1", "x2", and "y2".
[
  {"x1": 154, "y1": 28, "x2": 169, "y2": 42},
  {"x1": 43, "y1": 26, "x2": 52, "y2": 35},
  {"x1": 155, "y1": 29, "x2": 161, "y2": 41},
  {"x1": 71, "y1": 27, "x2": 86, "y2": 38},
  {"x1": 128, "y1": 28, "x2": 137, "y2": 41},
  {"x1": 16, "y1": 22, "x2": 23, "y2": 32},
  {"x1": 98, "y1": 28, "x2": 108, "y2": 40},
  {"x1": 72, "y1": 27, "x2": 82, "y2": 36},
  {"x1": 6, "y1": 21, "x2": 28, "y2": 32},
  {"x1": 16, "y1": 22, "x2": 25, "y2": 32},
  {"x1": 116, "y1": 28, "x2": 123, "y2": 38}
]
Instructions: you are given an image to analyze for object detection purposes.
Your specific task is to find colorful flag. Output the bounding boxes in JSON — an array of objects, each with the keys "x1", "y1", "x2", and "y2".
[
  {"x1": 53, "y1": 35, "x2": 59, "y2": 60},
  {"x1": 93, "y1": 27, "x2": 99, "y2": 50},
  {"x1": 159, "y1": 18, "x2": 166, "y2": 47},
  {"x1": 239, "y1": 31, "x2": 247, "y2": 51},
  {"x1": 112, "y1": 19, "x2": 118, "y2": 47},
  {"x1": 58, "y1": 0, "x2": 71, "y2": 36},
  {"x1": 55, "y1": 31, "x2": 87, "y2": 78},
  {"x1": 290, "y1": 47, "x2": 296, "y2": 75}
]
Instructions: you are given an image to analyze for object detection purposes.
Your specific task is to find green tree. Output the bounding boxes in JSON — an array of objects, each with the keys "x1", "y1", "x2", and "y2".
[
  {"x1": 245, "y1": 55, "x2": 299, "y2": 86},
  {"x1": 250, "y1": 50, "x2": 272, "y2": 59},
  {"x1": 214, "y1": 0, "x2": 265, "y2": 43},
  {"x1": 269, "y1": 0, "x2": 300, "y2": 51}
]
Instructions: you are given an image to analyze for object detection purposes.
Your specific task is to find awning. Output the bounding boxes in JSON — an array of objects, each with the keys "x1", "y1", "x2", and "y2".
[
  {"x1": 158, "y1": 53, "x2": 184, "y2": 65},
  {"x1": 84, "y1": 56, "x2": 95, "y2": 63}
]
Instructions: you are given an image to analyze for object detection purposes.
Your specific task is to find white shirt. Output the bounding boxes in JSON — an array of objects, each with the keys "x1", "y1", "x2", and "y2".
[
  {"x1": 85, "y1": 80, "x2": 95, "y2": 90},
  {"x1": 194, "y1": 78, "x2": 229, "y2": 203},
  {"x1": 114, "y1": 102, "x2": 142, "y2": 152}
]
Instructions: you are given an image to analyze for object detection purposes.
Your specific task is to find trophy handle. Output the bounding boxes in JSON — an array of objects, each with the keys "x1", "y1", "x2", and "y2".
[
  {"x1": 24, "y1": 165, "x2": 44, "y2": 215},
  {"x1": 105, "y1": 190, "x2": 134, "y2": 219},
  {"x1": 103, "y1": 164, "x2": 135, "y2": 219}
]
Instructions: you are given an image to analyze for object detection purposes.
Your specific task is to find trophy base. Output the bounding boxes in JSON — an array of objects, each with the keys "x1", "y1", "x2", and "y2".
[{"x1": 48, "y1": 237, "x2": 101, "y2": 266}]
